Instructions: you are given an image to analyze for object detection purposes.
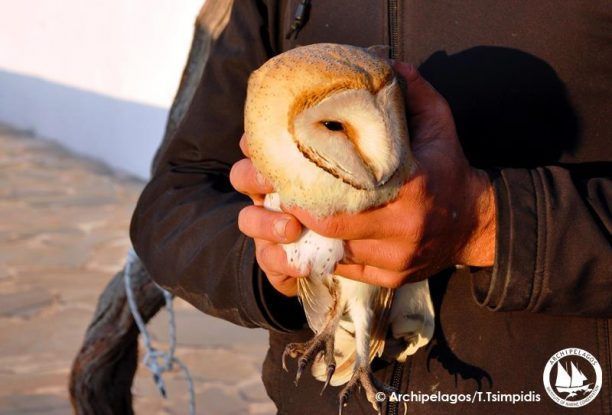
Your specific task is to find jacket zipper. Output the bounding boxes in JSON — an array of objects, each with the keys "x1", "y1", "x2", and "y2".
[
  {"x1": 386, "y1": 361, "x2": 404, "y2": 415},
  {"x1": 386, "y1": 3, "x2": 402, "y2": 414},
  {"x1": 285, "y1": 0, "x2": 311, "y2": 40},
  {"x1": 388, "y1": 0, "x2": 400, "y2": 60}
]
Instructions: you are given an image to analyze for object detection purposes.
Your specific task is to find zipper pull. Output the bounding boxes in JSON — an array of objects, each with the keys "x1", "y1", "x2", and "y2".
[{"x1": 285, "y1": 0, "x2": 311, "y2": 40}]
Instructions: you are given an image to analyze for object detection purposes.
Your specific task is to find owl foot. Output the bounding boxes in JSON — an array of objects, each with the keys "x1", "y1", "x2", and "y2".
[
  {"x1": 282, "y1": 330, "x2": 336, "y2": 389},
  {"x1": 338, "y1": 366, "x2": 395, "y2": 415}
]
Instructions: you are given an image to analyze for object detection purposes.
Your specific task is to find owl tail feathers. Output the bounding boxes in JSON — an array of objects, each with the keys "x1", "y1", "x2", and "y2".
[
  {"x1": 311, "y1": 283, "x2": 436, "y2": 385},
  {"x1": 394, "y1": 316, "x2": 434, "y2": 362},
  {"x1": 390, "y1": 280, "x2": 436, "y2": 363}
]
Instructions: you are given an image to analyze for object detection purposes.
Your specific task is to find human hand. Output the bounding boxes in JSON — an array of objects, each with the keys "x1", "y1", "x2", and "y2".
[
  {"x1": 230, "y1": 135, "x2": 304, "y2": 296},
  {"x1": 283, "y1": 62, "x2": 496, "y2": 288}
]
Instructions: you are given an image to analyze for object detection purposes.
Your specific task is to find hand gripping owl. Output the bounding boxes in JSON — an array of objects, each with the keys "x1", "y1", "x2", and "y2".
[{"x1": 244, "y1": 43, "x2": 435, "y2": 414}]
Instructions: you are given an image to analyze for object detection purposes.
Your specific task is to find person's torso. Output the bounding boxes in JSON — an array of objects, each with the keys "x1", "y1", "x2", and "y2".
[
  {"x1": 276, "y1": 0, "x2": 612, "y2": 167},
  {"x1": 262, "y1": 2, "x2": 612, "y2": 414}
]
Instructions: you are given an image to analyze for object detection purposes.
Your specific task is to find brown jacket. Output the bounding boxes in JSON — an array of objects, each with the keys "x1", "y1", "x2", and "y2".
[{"x1": 130, "y1": 1, "x2": 612, "y2": 414}]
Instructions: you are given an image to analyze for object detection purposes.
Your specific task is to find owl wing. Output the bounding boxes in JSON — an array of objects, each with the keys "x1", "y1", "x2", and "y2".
[
  {"x1": 370, "y1": 286, "x2": 395, "y2": 360},
  {"x1": 297, "y1": 274, "x2": 336, "y2": 333}
]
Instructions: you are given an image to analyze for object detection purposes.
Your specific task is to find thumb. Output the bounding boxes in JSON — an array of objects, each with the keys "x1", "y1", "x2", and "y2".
[
  {"x1": 392, "y1": 62, "x2": 456, "y2": 148},
  {"x1": 393, "y1": 62, "x2": 451, "y2": 120}
]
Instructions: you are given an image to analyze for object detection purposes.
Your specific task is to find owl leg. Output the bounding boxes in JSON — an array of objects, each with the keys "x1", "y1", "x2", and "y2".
[
  {"x1": 282, "y1": 282, "x2": 342, "y2": 391},
  {"x1": 338, "y1": 285, "x2": 394, "y2": 415}
]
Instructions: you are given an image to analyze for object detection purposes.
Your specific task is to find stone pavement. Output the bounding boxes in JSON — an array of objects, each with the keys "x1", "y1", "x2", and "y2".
[{"x1": 0, "y1": 126, "x2": 275, "y2": 415}]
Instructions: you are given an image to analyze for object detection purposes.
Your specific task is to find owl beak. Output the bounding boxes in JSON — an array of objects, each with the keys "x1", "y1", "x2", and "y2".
[
  {"x1": 372, "y1": 168, "x2": 387, "y2": 186},
  {"x1": 364, "y1": 158, "x2": 395, "y2": 187},
  {"x1": 348, "y1": 136, "x2": 395, "y2": 187}
]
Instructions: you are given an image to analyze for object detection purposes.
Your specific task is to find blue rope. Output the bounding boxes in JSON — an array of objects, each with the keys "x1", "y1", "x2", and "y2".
[{"x1": 124, "y1": 248, "x2": 196, "y2": 415}]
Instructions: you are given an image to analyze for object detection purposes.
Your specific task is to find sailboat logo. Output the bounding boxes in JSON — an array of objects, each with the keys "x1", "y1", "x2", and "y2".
[
  {"x1": 543, "y1": 348, "x2": 602, "y2": 408},
  {"x1": 554, "y1": 361, "x2": 592, "y2": 398}
]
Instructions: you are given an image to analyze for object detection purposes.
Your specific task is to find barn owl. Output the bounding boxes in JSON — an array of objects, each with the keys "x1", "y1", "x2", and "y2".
[{"x1": 244, "y1": 43, "x2": 435, "y2": 413}]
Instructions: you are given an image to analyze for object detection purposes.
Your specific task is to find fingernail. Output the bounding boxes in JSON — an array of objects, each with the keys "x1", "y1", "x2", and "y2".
[{"x1": 274, "y1": 217, "x2": 290, "y2": 240}]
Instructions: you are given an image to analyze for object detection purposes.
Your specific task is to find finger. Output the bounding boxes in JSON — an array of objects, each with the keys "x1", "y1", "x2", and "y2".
[
  {"x1": 230, "y1": 158, "x2": 274, "y2": 197},
  {"x1": 238, "y1": 205, "x2": 302, "y2": 243},
  {"x1": 255, "y1": 240, "x2": 299, "y2": 297},
  {"x1": 239, "y1": 134, "x2": 251, "y2": 157},
  {"x1": 334, "y1": 263, "x2": 410, "y2": 289},
  {"x1": 266, "y1": 274, "x2": 298, "y2": 297},
  {"x1": 257, "y1": 241, "x2": 309, "y2": 278},
  {"x1": 283, "y1": 205, "x2": 383, "y2": 240},
  {"x1": 343, "y1": 239, "x2": 410, "y2": 272}
]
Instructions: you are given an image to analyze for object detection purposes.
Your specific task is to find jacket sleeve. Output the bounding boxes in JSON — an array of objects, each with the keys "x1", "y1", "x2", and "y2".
[
  {"x1": 130, "y1": 0, "x2": 305, "y2": 332},
  {"x1": 471, "y1": 163, "x2": 612, "y2": 318}
]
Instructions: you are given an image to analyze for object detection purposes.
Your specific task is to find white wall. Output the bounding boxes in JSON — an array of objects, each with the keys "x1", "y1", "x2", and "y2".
[{"x1": 0, "y1": 0, "x2": 205, "y2": 178}]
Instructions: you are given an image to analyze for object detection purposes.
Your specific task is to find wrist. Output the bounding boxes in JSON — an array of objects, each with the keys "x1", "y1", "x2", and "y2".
[{"x1": 456, "y1": 168, "x2": 496, "y2": 267}]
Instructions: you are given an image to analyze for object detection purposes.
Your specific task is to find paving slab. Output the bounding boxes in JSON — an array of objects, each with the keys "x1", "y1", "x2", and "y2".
[{"x1": 0, "y1": 126, "x2": 274, "y2": 415}]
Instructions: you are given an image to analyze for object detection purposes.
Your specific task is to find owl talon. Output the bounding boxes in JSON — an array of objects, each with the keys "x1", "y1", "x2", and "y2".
[
  {"x1": 320, "y1": 363, "x2": 336, "y2": 395},
  {"x1": 283, "y1": 342, "x2": 305, "y2": 374},
  {"x1": 338, "y1": 366, "x2": 388, "y2": 415},
  {"x1": 295, "y1": 356, "x2": 308, "y2": 385},
  {"x1": 282, "y1": 331, "x2": 336, "y2": 387}
]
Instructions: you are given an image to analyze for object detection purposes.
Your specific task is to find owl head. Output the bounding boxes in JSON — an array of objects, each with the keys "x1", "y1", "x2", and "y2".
[{"x1": 245, "y1": 43, "x2": 413, "y2": 216}]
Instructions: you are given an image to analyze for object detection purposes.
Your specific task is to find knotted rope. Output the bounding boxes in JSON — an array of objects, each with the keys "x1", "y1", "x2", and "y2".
[{"x1": 124, "y1": 248, "x2": 196, "y2": 415}]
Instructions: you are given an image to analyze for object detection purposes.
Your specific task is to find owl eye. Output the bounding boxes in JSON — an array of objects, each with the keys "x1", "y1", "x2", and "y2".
[{"x1": 321, "y1": 121, "x2": 344, "y2": 132}]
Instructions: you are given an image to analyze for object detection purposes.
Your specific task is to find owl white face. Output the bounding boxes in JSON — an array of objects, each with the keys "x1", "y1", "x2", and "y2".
[
  {"x1": 245, "y1": 43, "x2": 414, "y2": 215},
  {"x1": 291, "y1": 80, "x2": 407, "y2": 191}
]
